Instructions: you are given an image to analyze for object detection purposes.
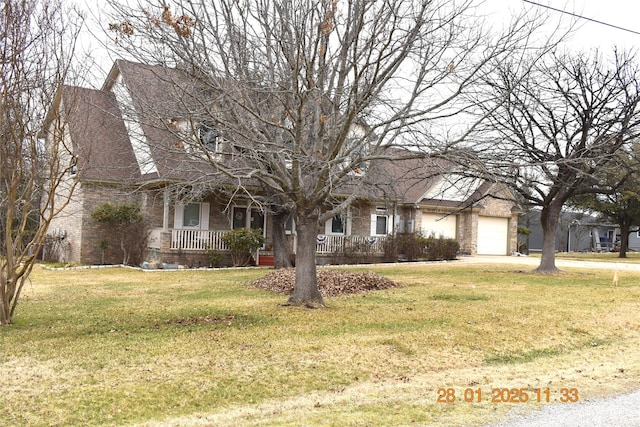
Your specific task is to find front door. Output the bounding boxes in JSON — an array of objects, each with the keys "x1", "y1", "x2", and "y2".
[{"x1": 232, "y1": 206, "x2": 265, "y2": 233}]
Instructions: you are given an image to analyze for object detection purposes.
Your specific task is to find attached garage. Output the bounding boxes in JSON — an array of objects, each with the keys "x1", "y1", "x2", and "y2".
[
  {"x1": 477, "y1": 216, "x2": 509, "y2": 255},
  {"x1": 421, "y1": 212, "x2": 457, "y2": 239}
]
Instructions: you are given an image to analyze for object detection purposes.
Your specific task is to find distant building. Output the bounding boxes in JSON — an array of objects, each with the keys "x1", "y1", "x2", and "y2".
[{"x1": 519, "y1": 209, "x2": 618, "y2": 253}]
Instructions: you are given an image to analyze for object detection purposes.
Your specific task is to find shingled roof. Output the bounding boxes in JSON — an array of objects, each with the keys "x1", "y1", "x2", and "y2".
[
  {"x1": 364, "y1": 148, "x2": 513, "y2": 208},
  {"x1": 58, "y1": 60, "x2": 515, "y2": 209},
  {"x1": 61, "y1": 85, "x2": 141, "y2": 183},
  {"x1": 55, "y1": 60, "x2": 222, "y2": 185}
]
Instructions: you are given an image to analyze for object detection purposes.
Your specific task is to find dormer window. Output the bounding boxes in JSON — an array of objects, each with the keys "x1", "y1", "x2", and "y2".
[
  {"x1": 344, "y1": 142, "x2": 369, "y2": 177},
  {"x1": 69, "y1": 158, "x2": 78, "y2": 176},
  {"x1": 198, "y1": 123, "x2": 219, "y2": 152}
]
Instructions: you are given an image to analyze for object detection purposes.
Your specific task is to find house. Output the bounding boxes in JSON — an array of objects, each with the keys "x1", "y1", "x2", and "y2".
[
  {"x1": 519, "y1": 209, "x2": 619, "y2": 253},
  {"x1": 628, "y1": 232, "x2": 640, "y2": 252},
  {"x1": 43, "y1": 60, "x2": 520, "y2": 266}
]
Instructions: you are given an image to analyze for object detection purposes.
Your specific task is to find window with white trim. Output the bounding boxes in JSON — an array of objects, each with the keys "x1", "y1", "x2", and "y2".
[
  {"x1": 370, "y1": 211, "x2": 392, "y2": 236},
  {"x1": 169, "y1": 119, "x2": 223, "y2": 156},
  {"x1": 174, "y1": 202, "x2": 210, "y2": 229},
  {"x1": 323, "y1": 215, "x2": 344, "y2": 235},
  {"x1": 285, "y1": 214, "x2": 295, "y2": 235},
  {"x1": 69, "y1": 158, "x2": 78, "y2": 176},
  {"x1": 332, "y1": 215, "x2": 344, "y2": 234}
]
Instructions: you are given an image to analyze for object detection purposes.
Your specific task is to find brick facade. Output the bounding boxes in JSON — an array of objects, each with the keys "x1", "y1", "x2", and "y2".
[
  {"x1": 48, "y1": 182, "x2": 146, "y2": 265},
  {"x1": 48, "y1": 179, "x2": 519, "y2": 265}
]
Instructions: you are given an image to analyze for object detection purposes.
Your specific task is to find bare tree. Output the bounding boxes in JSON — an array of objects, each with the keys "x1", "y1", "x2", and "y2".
[
  {"x1": 105, "y1": 0, "x2": 550, "y2": 305},
  {"x1": 472, "y1": 49, "x2": 640, "y2": 273},
  {"x1": 570, "y1": 144, "x2": 640, "y2": 258},
  {"x1": 0, "y1": 0, "x2": 83, "y2": 325}
]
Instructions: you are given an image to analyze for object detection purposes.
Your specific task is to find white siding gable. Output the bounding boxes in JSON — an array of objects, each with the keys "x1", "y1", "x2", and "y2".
[{"x1": 111, "y1": 74, "x2": 158, "y2": 175}]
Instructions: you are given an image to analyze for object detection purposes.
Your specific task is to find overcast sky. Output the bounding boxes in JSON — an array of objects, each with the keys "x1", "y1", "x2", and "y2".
[
  {"x1": 485, "y1": 0, "x2": 640, "y2": 51},
  {"x1": 76, "y1": 0, "x2": 640, "y2": 86}
]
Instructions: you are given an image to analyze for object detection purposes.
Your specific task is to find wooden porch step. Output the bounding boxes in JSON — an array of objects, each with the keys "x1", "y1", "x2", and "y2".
[{"x1": 258, "y1": 255, "x2": 275, "y2": 266}]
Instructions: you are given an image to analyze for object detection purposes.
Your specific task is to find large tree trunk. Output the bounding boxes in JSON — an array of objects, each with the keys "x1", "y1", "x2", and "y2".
[
  {"x1": 286, "y1": 212, "x2": 324, "y2": 307},
  {"x1": 535, "y1": 202, "x2": 563, "y2": 273},
  {"x1": 272, "y1": 210, "x2": 292, "y2": 269},
  {"x1": 619, "y1": 220, "x2": 631, "y2": 258}
]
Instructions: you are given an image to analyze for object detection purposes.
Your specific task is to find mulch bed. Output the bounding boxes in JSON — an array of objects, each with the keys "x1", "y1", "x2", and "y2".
[{"x1": 250, "y1": 268, "x2": 401, "y2": 297}]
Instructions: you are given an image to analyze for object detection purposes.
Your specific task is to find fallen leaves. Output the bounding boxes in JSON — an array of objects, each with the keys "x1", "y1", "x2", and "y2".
[{"x1": 250, "y1": 268, "x2": 401, "y2": 297}]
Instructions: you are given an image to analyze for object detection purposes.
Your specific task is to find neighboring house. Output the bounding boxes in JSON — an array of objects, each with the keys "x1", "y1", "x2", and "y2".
[
  {"x1": 44, "y1": 60, "x2": 520, "y2": 266},
  {"x1": 629, "y1": 231, "x2": 640, "y2": 251},
  {"x1": 520, "y1": 209, "x2": 618, "y2": 253}
]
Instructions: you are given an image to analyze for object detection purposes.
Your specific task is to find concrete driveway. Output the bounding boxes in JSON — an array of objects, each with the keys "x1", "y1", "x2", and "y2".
[{"x1": 457, "y1": 255, "x2": 640, "y2": 273}]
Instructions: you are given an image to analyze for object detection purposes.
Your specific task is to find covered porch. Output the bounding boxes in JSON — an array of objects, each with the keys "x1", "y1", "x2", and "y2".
[{"x1": 167, "y1": 228, "x2": 387, "y2": 255}]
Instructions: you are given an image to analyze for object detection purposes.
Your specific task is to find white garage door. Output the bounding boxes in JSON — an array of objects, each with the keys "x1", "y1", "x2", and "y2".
[
  {"x1": 477, "y1": 217, "x2": 509, "y2": 255},
  {"x1": 421, "y1": 213, "x2": 457, "y2": 238}
]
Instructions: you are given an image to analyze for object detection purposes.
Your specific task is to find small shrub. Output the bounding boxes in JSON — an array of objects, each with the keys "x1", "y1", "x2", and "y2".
[
  {"x1": 423, "y1": 234, "x2": 459, "y2": 260},
  {"x1": 383, "y1": 232, "x2": 458, "y2": 261},
  {"x1": 91, "y1": 202, "x2": 149, "y2": 265},
  {"x1": 221, "y1": 228, "x2": 265, "y2": 266},
  {"x1": 382, "y1": 234, "x2": 399, "y2": 262},
  {"x1": 401, "y1": 233, "x2": 428, "y2": 261},
  {"x1": 517, "y1": 226, "x2": 531, "y2": 254},
  {"x1": 98, "y1": 239, "x2": 109, "y2": 265},
  {"x1": 383, "y1": 232, "x2": 426, "y2": 261},
  {"x1": 206, "y1": 248, "x2": 224, "y2": 267}
]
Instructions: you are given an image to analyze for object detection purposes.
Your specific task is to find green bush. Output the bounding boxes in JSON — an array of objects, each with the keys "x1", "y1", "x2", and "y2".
[
  {"x1": 206, "y1": 248, "x2": 224, "y2": 267},
  {"x1": 221, "y1": 228, "x2": 265, "y2": 266}
]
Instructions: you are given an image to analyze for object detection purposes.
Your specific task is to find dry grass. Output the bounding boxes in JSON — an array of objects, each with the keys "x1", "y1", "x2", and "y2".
[
  {"x1": 545, "y1": 252, "x2": 640, "y2": 263},
  {"x1": 2, "y1": 262, "x2": 640, "y2": 426}
]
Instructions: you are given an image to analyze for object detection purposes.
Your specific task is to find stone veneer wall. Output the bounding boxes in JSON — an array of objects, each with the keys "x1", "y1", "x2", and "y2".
[
  {"x1": 457, "y1": 208, "x2": 479, "y2": 255},
  {"x1": 78, "y1": 183, "x2": 144, "y2": 265},
  {"x1": 509, "y1": 211, "x2": 519, "y2": 254},
  {"x1": 46, "y1": 181, "x2": 85, "y2": 263},
  {"x1": 350, "y1": 202, "x2": 375, "y2": 236}
]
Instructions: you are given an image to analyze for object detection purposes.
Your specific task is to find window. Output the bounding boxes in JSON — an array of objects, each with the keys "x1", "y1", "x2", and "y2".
[
  {"x1": 173, "y1": 202, "x2": 209, "y2": 230},
  {"x1": 250, "y1": 209, "x2": 265, "y2": 231},
  {"x1": 198, "y1": 123, "x2": 219, "y2": 152},
  {"x1": 371, "y1": 213, "x2": 391, "y2": 236},
  {"x1": 349, "y1": 147, "x2": 369, "y2": 176},
  {"x1": 331, "y1": 215, "x2": 344, "y2": 234},
  {"x1": 285, "y1": 214, "x2": 294, "y2": 234},
  {"x1": 375, "y1": 215, "x2": 387, "y2": 235},
  {"x1": 69, "y1": 158, "x2": 78, "y2": 176},
  {"x1": 183, "y1": 203, "x2": 200, "y2": 227},
  {"x1": 342, "y1": 125, "x2": 369, "y2": 176},
  {"x1": 324, "y1": 210, "x2": 350, "y2": 235}
]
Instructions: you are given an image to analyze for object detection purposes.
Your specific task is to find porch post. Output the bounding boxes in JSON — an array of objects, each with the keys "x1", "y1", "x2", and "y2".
[{"x1": 163, "y1": 187, "x2": 170, "y2": 232}]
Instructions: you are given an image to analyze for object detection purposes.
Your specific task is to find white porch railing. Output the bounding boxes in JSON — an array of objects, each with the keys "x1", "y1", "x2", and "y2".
[
  {"x1": 171, "y1": 229, "x2": 228, "y2": 251},
  {"x1": 315, "y1": 235, "x2": 386, "y2": 254},
  {"x1": 170, "y1": 229, "x2": 387, "y2": 254}
]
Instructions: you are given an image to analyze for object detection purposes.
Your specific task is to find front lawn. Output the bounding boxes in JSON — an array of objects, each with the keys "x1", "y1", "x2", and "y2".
[{"x1": 2, "y1": 262, "x2": 640, "y2": 426}]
